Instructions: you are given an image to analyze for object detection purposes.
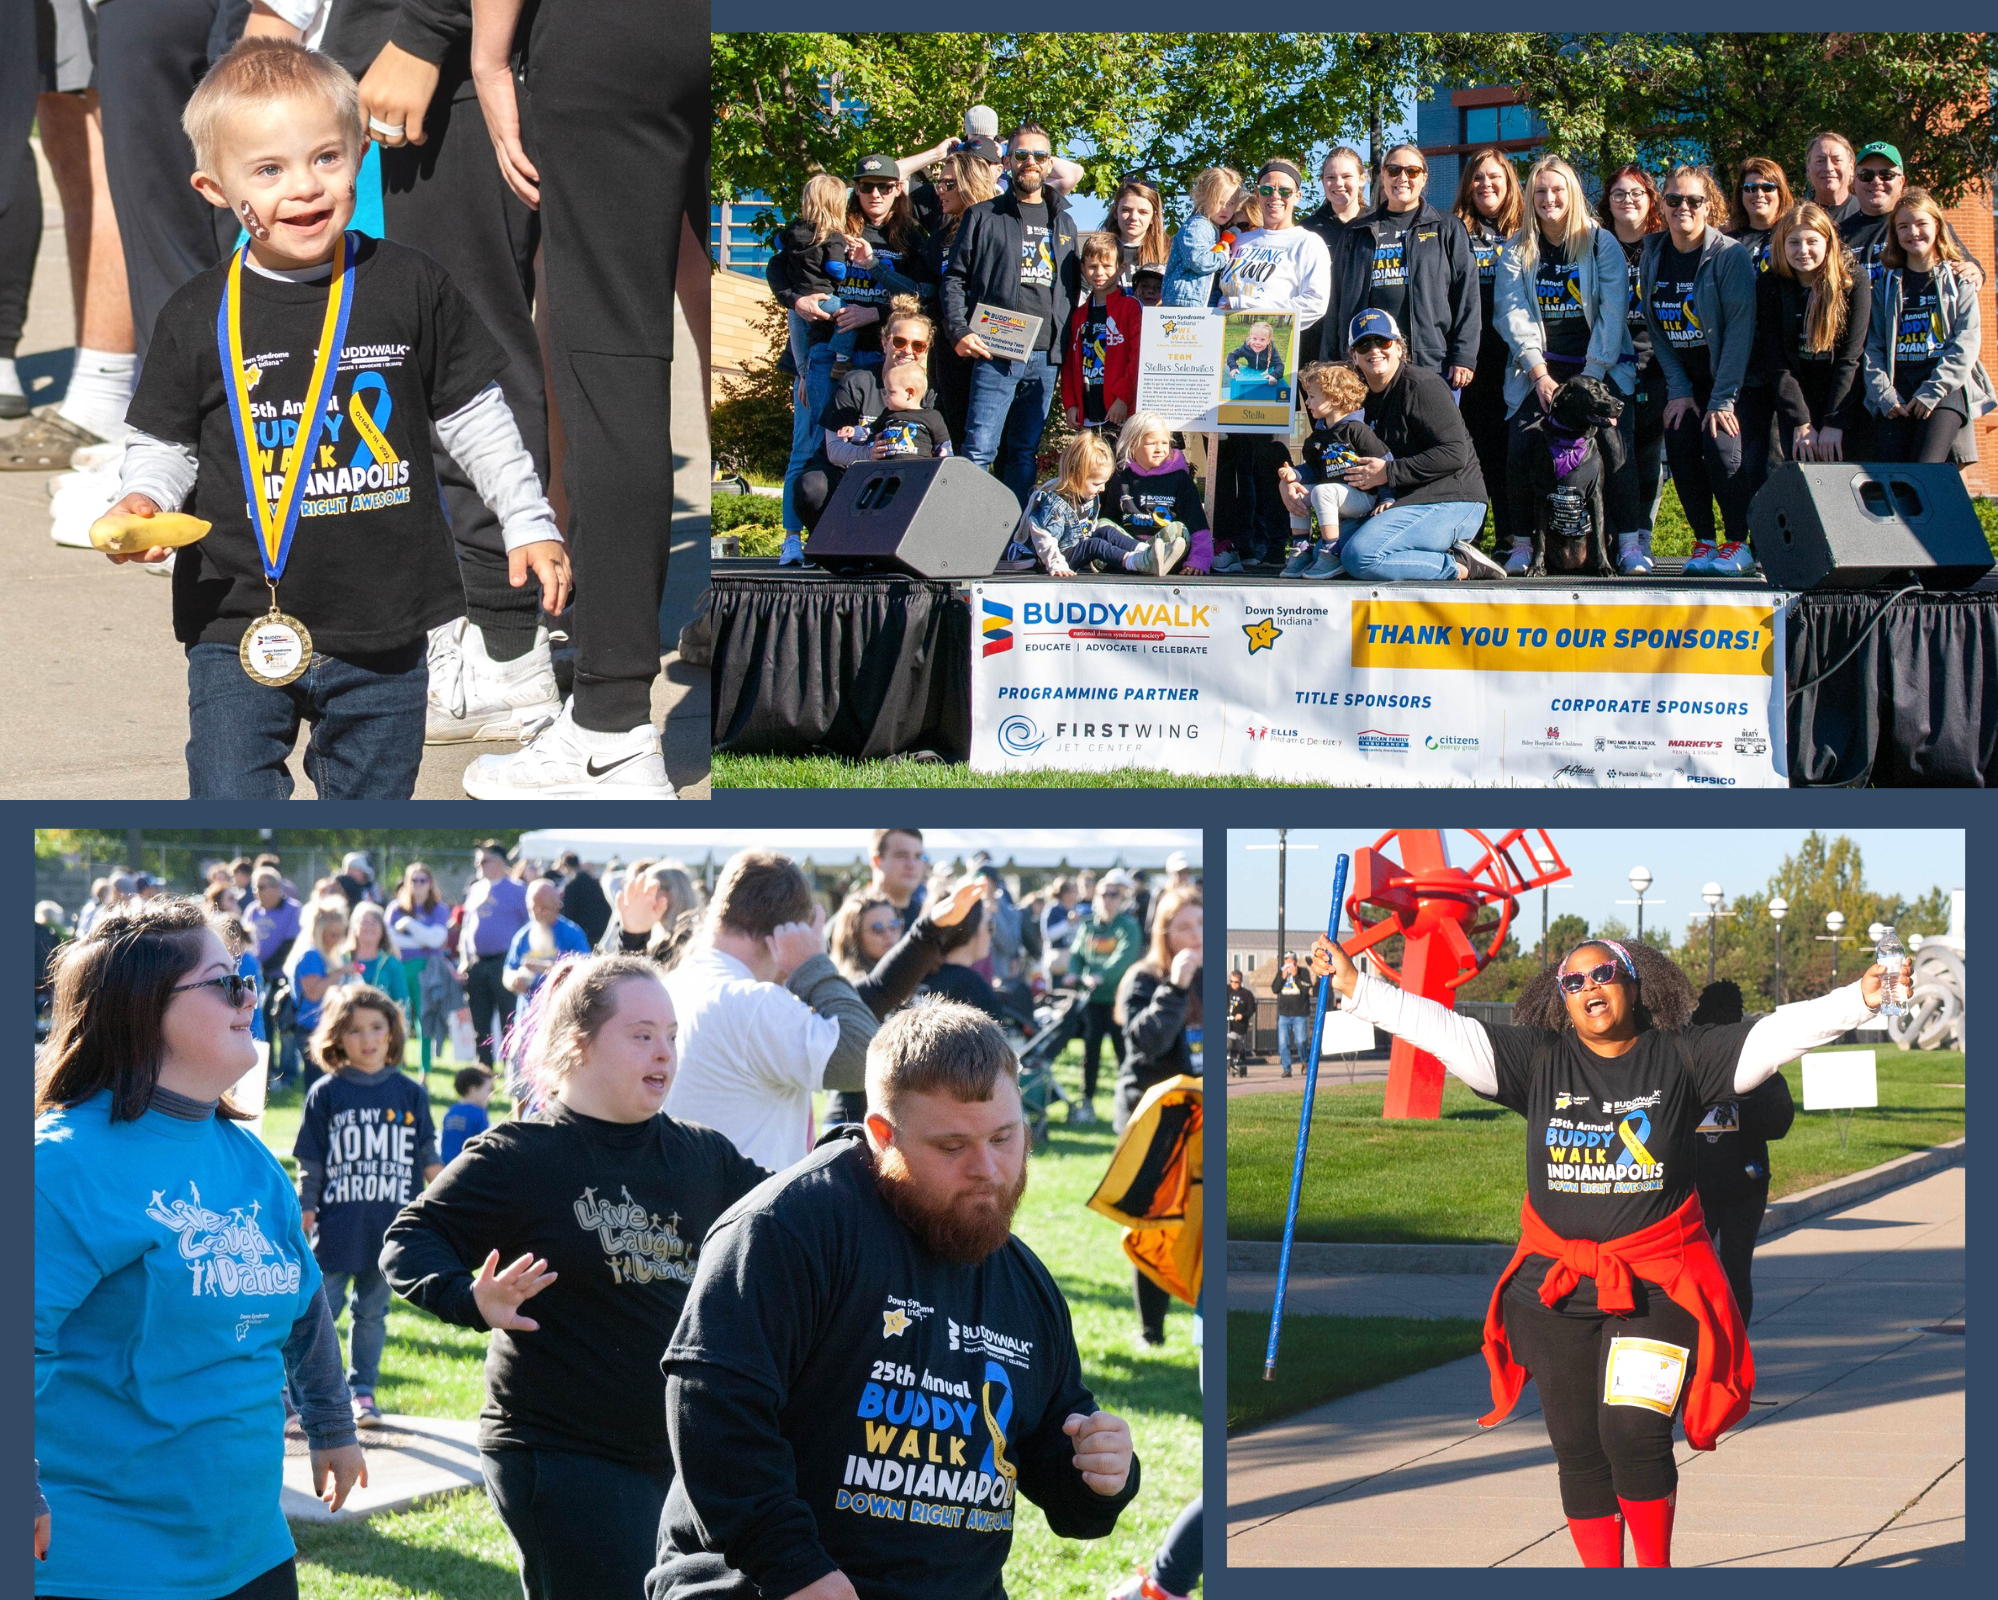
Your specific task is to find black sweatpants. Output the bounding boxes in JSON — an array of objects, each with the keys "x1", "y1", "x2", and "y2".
[
  {"x1": 1874, "y1": 398, "x2": 1968, "y2": 465},
  {"x1": 0, "y1": 143, "x2": 38, "y2": 360},
  {"x1": 94, "y1": 0, "x2": 246, "y2": 369},
  {"x1": 379, "y1": 77, "x2": 547, "y2": 656},
  {"x1": 1700, "y1": 1183, "x2": 1767, "y2": 1324},
  {"x1": 464, "y1": 953, "x2": 516, "y2": 1068},
  {"x1": 522, "y1": 0, "x2": 703, "y2": 731},
  {"x1": 1079, "y1": 999, "x2": 1124, "y2": 1099},
  {"x1": 482, "y1": 1446, "x2": 673, "y2": 1600},
  {"x1": 1604, "y1": 378, "x2": 1666, "y2": 537},
  {"x1": 1503, "y1": 1271, "x2": 1700, "y2": 1519},
  {"x1": 1662, "y1": 377, "x2": 1751, "y2": 544},
  {"x1": 46, "y1": 1558, "x2": 298, "y2": 1600},
  {"x1": 1460, "y1": 344, "x2": 1511, "y2": 549}
]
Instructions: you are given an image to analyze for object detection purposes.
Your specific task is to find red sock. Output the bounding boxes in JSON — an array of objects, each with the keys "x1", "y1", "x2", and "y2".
[
  {"x1": 1619, "y1": 1492, "x2": 1676, "y2": 1567},
  {"x1": 1566, "y1": 1513, "x2": 1624, "y2": 1566}
]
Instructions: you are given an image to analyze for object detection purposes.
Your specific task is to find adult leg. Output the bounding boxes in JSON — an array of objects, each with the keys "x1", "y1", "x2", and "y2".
[
  {"x1": 300, "y1": 646, "x2": 428, "y2": 802},
  {"x1": 1339, "y1": 501, "x2": 1483, "y2": 583},
  {"x1": 1275, "y1": 1014, "x2": 1295, "y2": 1076},
  {"x1": 482, "y1": 1446, "x2": 673, "y2": 1600},
  {"x1": 961, "y1": 355, "x2": 1020, "y2": 474},
  {"x1": 795, "y1": 465, "x2": 837, "y2": 531},
  {"x1": 1702, "y1": 421, "x2": 1751, "y2": 543},
  {"x1": 184, "y1": 642, "x2": 307, "y2": 800},
  {"x1": 1462, "y1": 362, "x2": 1511, "y2": 550},
  {"x1": 35, "y1": 87, "x2": 135, "y2": 442},
  {"x1": 465, "y1": 954, "x2": 505, "y2": 1066},
  {"x1": 525, "y1": 0, "x2": 697, "y2": 735},
  {"x1": 1079, "y1": 1000, "x2": 1115, "y2": 1102},
  {"x1": 1663, "y1": 410, "x2": 1717, "y2": 545},
  {"x1": 345, "y1": 1265, "x2": 394, "y2": 1397},
  {"x1": 1248, "y1": 436, "x2": 1292, "y2": 563},
  {"x1": 1704, "y1": 1187, "x2": 1766, "y2": 1324},
  {"x1": 1502, "y1": 1286, "x2": 1624, "y2": 1564},
  {"x1": 1504, "y1": 406, "x2": 1542, "y2": 566},
  {"x1": 995, "y1": 349, "x2": 1057, "y2": 504},
  {"x1": 1908, "y1": 403, "x2": 1968, "y2": 465},
  {"x1": 1134, "y1": 1267, "x2": 1169, "y2": 1344},
  {"x1": 0, "y1": 143, "x2": 38, "y2": 415},
  {"x1": 781, "y1": 343, "x2": 837, "y2": 533},
  {"x1": 1595, "y1": 1286, "x2": 1700, "y2": 1566}
]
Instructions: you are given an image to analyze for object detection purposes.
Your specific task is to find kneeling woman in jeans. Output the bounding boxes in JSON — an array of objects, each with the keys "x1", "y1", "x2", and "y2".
[
  {"x1": 1312, "y1": 308, "x2": 1506, "y2": 582},
  {"x1": 382, "y1": 955, "x2": 767, "y2": 1600}
]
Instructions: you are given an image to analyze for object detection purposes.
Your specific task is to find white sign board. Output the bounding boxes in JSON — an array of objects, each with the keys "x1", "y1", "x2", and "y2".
[
  {"x1": 1135, "y1": 307, "x2": 1298, "y2": 435},
  {"x1": 1801, "y1": 1050, "x2": 1879, "y2": 1110},
  {"x1": 969, "y1": 303, "x2": 1042, "y2": 363},
  {"x1": 970, "y1": 580, "x2": 1789, "y2": 787}
]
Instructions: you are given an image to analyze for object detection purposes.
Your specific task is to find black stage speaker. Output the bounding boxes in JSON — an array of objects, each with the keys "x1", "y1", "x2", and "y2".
[
  {"x1": 810, "y1": 458, "x2": 1022, "y2": 579},
  {"x1": 1749, "y1": 462, "x2": 1993, "y2": 590}
]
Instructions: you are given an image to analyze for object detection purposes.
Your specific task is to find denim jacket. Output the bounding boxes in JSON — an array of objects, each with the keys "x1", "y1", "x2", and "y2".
[
  {"x1": 1863, "y1": 262, "x2": 1998, "y2": 420},
  {"x1": 1013, "y1": 483, "x2": 1104, "y2": 569},
  {"x1": 1493, "y1": 224, "x2": 1636, "y2": 416},
  {"x1": 1162, "y1": 215, "x2": 1230, "y2": 307}
]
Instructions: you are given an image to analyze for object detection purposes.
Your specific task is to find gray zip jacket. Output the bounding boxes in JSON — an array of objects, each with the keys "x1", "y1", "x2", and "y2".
[
  {"x1": 1639, "y1": 226, "x2": 1757, "y2": 413},
  {"x1": 1863, "y1": 261, "x2": 1998, "y2": 420},
  {"x1": 1494, "y1": 223, "x2": 1636, "y2": 416}
]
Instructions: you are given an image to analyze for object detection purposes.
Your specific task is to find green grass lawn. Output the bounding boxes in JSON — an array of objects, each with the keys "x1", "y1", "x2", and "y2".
[
  {"x1": 1226, "y1": 1313, "x2": 1485, "y2": 1435},
  {"x1": 1227, "y1": 1045, "x2": 1965, "y2": 1246},
  {"x1": 278, "y1": 1040, "x2": 1200, "y2": 1599}
]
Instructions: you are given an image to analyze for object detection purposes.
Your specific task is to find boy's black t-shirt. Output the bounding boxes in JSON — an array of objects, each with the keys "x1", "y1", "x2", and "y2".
[
  {"x1": 1477, "y1": 1019, "x2": 1756, "y2": 1308},
  {"x1": 1013, "y1": 198, "x2": 1058, "y2": 352},
  {"x1": 129, "y1": 235, "x2": 505, "y2": 655},
  {"x1": 379, "y1": 1103, "x2": 768, "y2": 1467},
  {"x1": 1535, "y1": 251, "x2": 1592, "y2": 365},
  {"x1": 1651, "y1": 242, "x2": 1712, "y2": 391},
  {"x1": 294, "y1": 1066, "x2": 438, "y2": 1275},
  {"x1": 1299, "y1": 413, "x2": 1389, "y2": 486},
  {"x1": 873, "y1": 405, "x2": 951, "y2": 459},
  {"x1": 1080, "y1": 300, "x2": 1111, "y2": 422},
  {"x1": 1106, "y1": 462, "x2": 1208, "y2": 536},
  {"x1": 654, "y1": 1136, "x2": 1138, "y2": 1600}
]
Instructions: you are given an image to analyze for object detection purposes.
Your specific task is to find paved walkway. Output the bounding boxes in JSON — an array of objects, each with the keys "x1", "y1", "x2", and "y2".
[
  {"x1": 1228, "y1": 1055, "x2": 1389, "y2": 1096},
  {"x1": 0, "y1": 138, "x2": 708, "y2": 798},
  {"x1": 1228, "y1": 1164, "x2": 1965, "y2": 1567},
  {"x1": 281, "y1": 1412, "x2": 483, "y2": 1523}
]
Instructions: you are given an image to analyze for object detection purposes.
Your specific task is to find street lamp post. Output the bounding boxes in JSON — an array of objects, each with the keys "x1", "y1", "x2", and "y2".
[
  {"x1": 1702, "y1": 882, "x2": 1723, "y2": 985},
  {"x1": 1818, "y1": 909, "x2": 1850, "y2": 984},
  {"x1": 1769, "y1": 895, "x2": 1788, "y2": 1005},
  {"x1": 1618, "y1": 866, "x2": 1658, "y2": 943}
]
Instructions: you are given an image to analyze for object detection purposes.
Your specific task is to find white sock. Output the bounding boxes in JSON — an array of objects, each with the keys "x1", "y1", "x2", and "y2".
[
  {"x1": 59, "y1": 347, "x2": 136, "y2": 442},
  {"x1": 1122, "y1": 549, "x2": 1141, "y2": 571},
  {"x1": 0, "y1": 357, "x2": 21, "y2": 398},
  {"x1": 567, "y1": 714, "x2": 648, "y2": 750}
]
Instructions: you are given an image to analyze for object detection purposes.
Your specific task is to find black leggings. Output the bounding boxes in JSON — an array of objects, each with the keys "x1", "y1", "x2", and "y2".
[
  {"x1": 1874, "y1": 400, "x2": 1967, "y2": 465},
  {"x1": 482, "y1": 1446, "x2": 673, "y2": 1600},
  {"x1": 1460, "y1": 346, "x2": 1511, "y2": 549},
  {"x1": 1662, "y1": 379, "x2": 1751, "y2": 543},
  {"x1": 1503, "y1": 1272, "x2": 1700, "y2": 1519},
  {"x1": 0, "y1": 143, "x2": 38, "y2": 361},
  {"x1": 464, "y1": 953, "x2": 517, "y2": 1067},
  {"x1": 44, "y1": 1558, "x2": 297, "y2": 1600},
  {"x1": 1214, "y1": 433, "x2": 1291, "y2": 561},
  {"x1": 1604, "y1": 376, "x2": 1666, "y2": 537},
  {"x1": 1700, "y1": 1183, "x2": 1768, "y2": 1324},
  {"x1": 1079, "y1": 999, "x2": 1124, "y2": 1099}
]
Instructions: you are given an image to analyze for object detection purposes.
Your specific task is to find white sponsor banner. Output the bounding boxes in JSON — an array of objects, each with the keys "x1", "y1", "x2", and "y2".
[
  {"x1": 970, "y1": 581, "x2": 1790, "y2": 787},
  {"x1": 1135, "y1": 307, "x2": 1297, "y2": 435}
]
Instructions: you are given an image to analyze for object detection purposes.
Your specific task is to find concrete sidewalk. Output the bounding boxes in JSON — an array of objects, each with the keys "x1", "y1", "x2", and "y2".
[
  {"x1": 1228, "y1": 1164, "x2": 1965, "y2": 1567},
  {"x1": 0, "y1": 137, "x2": 708, "y2": 798}
]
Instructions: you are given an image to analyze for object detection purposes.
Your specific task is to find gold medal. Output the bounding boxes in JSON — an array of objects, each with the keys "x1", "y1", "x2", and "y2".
[{"x1": 239, "y1": 605, "x2": 314, "y2": 687}]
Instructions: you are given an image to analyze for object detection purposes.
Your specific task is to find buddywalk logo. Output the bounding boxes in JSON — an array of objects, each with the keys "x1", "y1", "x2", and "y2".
[{"x1": 981, "y1": 598, "x2": 1013, "y2": 657}]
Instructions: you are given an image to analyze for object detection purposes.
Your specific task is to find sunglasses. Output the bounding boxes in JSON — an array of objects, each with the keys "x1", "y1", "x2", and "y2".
[
  {"x1": 1740, "y1": 180, "x2": 1780, "y2": 195},
  {"x1": 864, "y1": 919, "x2": 902, "y2": 937},
  {"x1": 1557, "y1": 962, "x2": 1627, "y2": 996},
  {"x1": 1382, "y1": 162, "x2": 1426, "y2": 179},
  {"x1": 1012, "y1": 149, "x2": 1053, "y2": 165},
  {"x1": 1257, "y1": 184, "x2": 1296, "y2": 198},
  {"x1": 1855, "y1": 168, "x2": 1898, "y2": 183},
  {"x1": 408, "y1": 873, "x2": 431, "y2": 882},
  {"x1": 1661, "y1": 193, "x2": 1707, "y2": 209},
  {"x1": 934, "y1": 179, "x2": 958, "y2": 193},
  {"x1": 172, "y1": 972, "x2": 260, "y2": 1007},
  {"x1": 1353, "y1": 336, "x2": 1392, "y2": 354},
  {"x1": 856, "y1": 181, "x2": 897, "y2": 195},
  {"x1": 888, "y1": 334, "x2": 930, "y2": 354}
]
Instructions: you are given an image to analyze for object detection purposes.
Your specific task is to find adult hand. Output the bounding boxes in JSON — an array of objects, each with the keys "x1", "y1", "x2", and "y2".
[
  {"x1": 1885, "y1": 401, "x2": 1908, "y2": 420},
  {"x1": 794, "y1": 293, "x2": 834, "y2": 323},
  {"x1": 1533, "y1": 371, "x2": 1560, "y2": 413},
  {"x1": 1705, "y1": 405, "x2": 1739, "y2": 438},
  {"x1": 1859, "y1": 961, "x2": 1890, "y2": 1010},
  {"x1": 35, "y1": 1510, "x2": 49, "y2": 1561},
  {"x1": 781, "y1": 1575, "x2": 860, "y2": 1600},
  {"x1": 1908, "y1": 397, "x2": 1934, "y2": 421},
  {"x1": 931, "y1": 879, "x2": 987, "y2": 928},
  {"x1": 301, "y1": 1209, "x2": 317, "y2": 1234},
  {"x1": 846, "y1": 235, "x2": 876, "y2": 268},
  {"x1": 616, "y1": 874, "x2": 663, "y2": 936},
  {"x1": 1447, "y1": 365, "x2": 1475, "y2": 390},
  {"x1": 1063, "y1": 1410, "x2": 1132, "y2": 1496},
  {"x1": 470, "y1": 0, "x2": 539, "y2": 208},
  {"x1": 471, "y1": 1249, "x2": 558, "y2": 1332},
  {"x1": 1817, "y1": 425, "x2": 1844, "y2": 461},
  {"x1": 1791, "y1": 423, "x2": 1817, "y2": 460},
  {"x1": 1308, "y1": 935, "x2": 1360, "y2": 998},
  {"x1": 1960, "y1": 259, "x2": 1985, "y2": 293},
  {"x1": 1065, "y1": 406, "x2": 1081, "y2": 429},
  {"x1": 869, "y1": 437, "x2": 902, "y2": 460},
  {"x1": 1106, "y1": 399, "x2": 1130, "y2": 426},
  {"x1": 835, "y1": 305, "x2": 880, "y2": 333},
  {"x1": 1169, "y1": 948, "x2": 1200, "y2": 989},
  {"x1": 1277, "y1": 476, "x2": 1309, "y2": 517},
  {"x1": 769, "y1": 918, "x2": 826, "y2": 974},
  {"x1": 510, "y1": 539, "x2": 571, "y2": 614},
  {"x1": 956, "y1": 333, "x2": 994, "y2": 361},
  {"x1": 358, "y1": 40, "x2": 441, "y2": 147},
  {"x1": 310, "y1": 1444, "x2": 368, "y2": 1514},
  {"x1": 1343, "y1": 456, "x2": 1388, "y2": 492},
  {"x1": 101, "y1": 492, "x2": 174, "y2": 565},
  {"x1": 1663, "y1": 396, "x2": 1700, "y2": 430}
]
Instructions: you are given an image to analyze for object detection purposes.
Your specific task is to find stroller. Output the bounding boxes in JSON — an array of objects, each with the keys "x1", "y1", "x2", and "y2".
[
  {"x1": 1514, "y1": 374, "x2": 1626, "y2": 576},
  {"x1": 1015, "y1": 987, "x2": 1084, "y2": 1147}
]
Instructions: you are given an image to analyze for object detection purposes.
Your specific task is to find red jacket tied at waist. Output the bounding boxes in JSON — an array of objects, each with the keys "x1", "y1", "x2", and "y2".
[{"x1": 1480, "y1": 1190, "x2": 1753, "y2": 1450}]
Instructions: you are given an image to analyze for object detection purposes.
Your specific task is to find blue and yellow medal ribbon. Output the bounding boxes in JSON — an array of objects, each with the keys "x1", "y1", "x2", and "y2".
[
  {"x1": 215, "y1": 232, "x2": 358, "y2": 587},
  {"x1": 1617, "y1": 1110, "x2": 1656, "y2": 1168}
]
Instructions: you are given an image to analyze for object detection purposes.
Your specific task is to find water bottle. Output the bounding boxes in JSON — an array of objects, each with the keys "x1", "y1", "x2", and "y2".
[{"x1": 1875, "y1": 927, "x2": 1907, "y2": 1017}]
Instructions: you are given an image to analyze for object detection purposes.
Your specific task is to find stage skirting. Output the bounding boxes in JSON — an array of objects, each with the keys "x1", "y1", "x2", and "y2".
[{"x1": 708, "y1": 569, "x2": 1998, "y2": 785}]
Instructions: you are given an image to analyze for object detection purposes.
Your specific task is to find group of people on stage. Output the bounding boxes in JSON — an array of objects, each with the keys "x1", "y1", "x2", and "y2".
[
  {"x1": 767, "y1": 113, "x2": 1992, "y2": 584},
  {"x1": 35, "y1": 830, "x2": 1207, "y2": 1600},
  {"x1": 4, "y1": 1, "x2": 701, "y2": 800}
]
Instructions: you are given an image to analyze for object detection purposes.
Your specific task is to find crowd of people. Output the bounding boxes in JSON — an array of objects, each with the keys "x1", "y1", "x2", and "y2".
[
  {"x1": 34, "y1": 830, "x2": 1205, "y2": 1600},
  {"x1": 766, "y1": 114, "x2": 1992, "y2": 584},
  {"x1": 3, "y1": 2, "x2": 704, "y2": 799}
]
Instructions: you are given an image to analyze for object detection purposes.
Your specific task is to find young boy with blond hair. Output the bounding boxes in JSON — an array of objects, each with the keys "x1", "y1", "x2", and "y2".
[
  {"x1": 1278, "y1": 360, "x2": 1392, "y2": 579},
  {"x1": 102, "y1": 37, "x2": 571, "y2": 799}
]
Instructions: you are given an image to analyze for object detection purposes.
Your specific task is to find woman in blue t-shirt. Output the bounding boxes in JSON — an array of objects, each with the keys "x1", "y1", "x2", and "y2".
[
  {"x1": 283, "y1": 900, "x2": 351, "y2": 1095},
  {"x1": 35, "y1": 900, "x2": 364, "y2": 1599}
]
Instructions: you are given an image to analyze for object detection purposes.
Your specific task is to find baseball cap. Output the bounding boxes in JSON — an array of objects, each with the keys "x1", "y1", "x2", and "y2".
[
  {"x1": 1101, "y1": 868, "x2": 1136, "y2": 889},
  {"x1": 1131, "y1": 262, "x2": 1166, "y2": 279},
  {"x1": 342, "y1": 851, "x2": 371, "y2": 875},
  {"x1": 960, "y1": 136, "x2": 1003, "y2": 165},
  {"x1": 1349, "y1": 307, "x2": 1403, "y2": 346},
  {"x1": 1855, "y1": 141, "x2": 1903, "y2": 171},
  {"x1": 1165, "y1": 851, "x2": 1190, "y2": 873},
  {"x1": 964, "y1": 105, "x2": 999, "y2": 140},
  {"x1": 852, "y1": 153, "x2": 897, "y2": 182}
]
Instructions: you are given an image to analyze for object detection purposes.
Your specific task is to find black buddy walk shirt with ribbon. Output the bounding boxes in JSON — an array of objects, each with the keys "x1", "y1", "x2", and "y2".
[
  {"x1": 1477, "y1": 1019, "x2": 1755, "y2": 1311},
  {"x1": 379, "y1": 1103, "x2": 767, "y2": 1467},
  {"x1": 128, "y1": 235, "x2": 506, "y2": 657},
  {"x1": 653, "y1": 1134, "x2": 1139, "y2": 1600}
]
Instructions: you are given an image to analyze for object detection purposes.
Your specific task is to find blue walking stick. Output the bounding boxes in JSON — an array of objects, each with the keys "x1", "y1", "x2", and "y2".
[{"x1": 1263, "y1": 852, "x2": 1349, "y2": 1381}]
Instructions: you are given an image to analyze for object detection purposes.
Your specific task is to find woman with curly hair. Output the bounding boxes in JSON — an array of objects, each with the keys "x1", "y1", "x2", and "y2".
[{"x1": 1309, "y1": 931, "x2": 1890, "y2": 1567}]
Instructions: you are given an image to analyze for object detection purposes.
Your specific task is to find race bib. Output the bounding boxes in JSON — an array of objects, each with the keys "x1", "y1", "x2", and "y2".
[
  {"x1": 1603, "y1": 1335, "x2": 1689, "y2": 1415},
  {"x1": 1186, "y1": 1027, "x2": 1203, "y2": 1073}
]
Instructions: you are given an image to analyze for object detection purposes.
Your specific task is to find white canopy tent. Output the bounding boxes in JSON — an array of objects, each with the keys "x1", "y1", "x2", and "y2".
[{"x1": 513, "y1": 829, "x2": 1202, "y2": 870}]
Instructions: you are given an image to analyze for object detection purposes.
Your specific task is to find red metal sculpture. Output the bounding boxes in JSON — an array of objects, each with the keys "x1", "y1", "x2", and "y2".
[{"x1": 1340, "y1": 829, "x2": 1571, "y2": 1119}]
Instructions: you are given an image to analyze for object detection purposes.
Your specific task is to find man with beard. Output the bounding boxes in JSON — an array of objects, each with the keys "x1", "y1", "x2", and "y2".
[{"x1": 649, "y1": 1000, "x2": 1139, "y2": 1600}]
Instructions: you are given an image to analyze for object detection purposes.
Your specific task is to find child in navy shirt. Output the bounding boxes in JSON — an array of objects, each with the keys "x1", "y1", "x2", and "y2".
[
  {"x1": 295, "y1": 984, "x2": 440, "y2": 1421},
  {"x1": 439, "y1": 1066, "x2": 494, "y2": 1164},
  {"x1": 1106, "y1": 410, "x2": 1213, "y2": 573},
  {"x1": 1280, "y1": 361, "x2": 1392, "y2": 579}
]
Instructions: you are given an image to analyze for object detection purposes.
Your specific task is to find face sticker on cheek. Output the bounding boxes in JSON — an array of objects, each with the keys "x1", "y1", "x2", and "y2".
[{"x1": 238, "y1": 199, "x2": 269, "y2": 241}]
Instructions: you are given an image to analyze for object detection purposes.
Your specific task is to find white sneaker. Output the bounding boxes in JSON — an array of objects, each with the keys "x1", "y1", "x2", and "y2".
[
  {"x1": 426, "y1": 619, "x2": 562, "y2": 743},
  {"x1": 1617, "y1": 532, "x2": 1655, "y2": 576},
  {"x1": 462, "y1": 700, "x2": 676, "y2": 800},
  {"x1": 1682, "y1": 540, "x2": 1718, "y2": 575},
  {"x1": 1503, "y1": 538, "x2": 1533, "y2": 576},
  {"x1": 1707, "y1": 540, "x2": 1757, "y2": 576},
  {"x1": 48, "y1": 464, "x2": 121, "y2": 547}
]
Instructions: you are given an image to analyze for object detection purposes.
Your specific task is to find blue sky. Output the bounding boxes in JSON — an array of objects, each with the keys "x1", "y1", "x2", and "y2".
[{"x1": 1226, "y1": 829, "x2": 1964, "y2": 943}]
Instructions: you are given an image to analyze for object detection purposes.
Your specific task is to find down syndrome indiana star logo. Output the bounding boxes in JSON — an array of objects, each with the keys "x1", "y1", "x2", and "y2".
[
  {"x1": 1243, "y1": 617, "x2": 1282, "y2": 654},
  {"x1": 883, "y1": 1307, "x2": 912, "y2": 1337}
]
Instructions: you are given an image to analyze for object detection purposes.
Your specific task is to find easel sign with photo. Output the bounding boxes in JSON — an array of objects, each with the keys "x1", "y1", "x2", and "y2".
[
  {"x1": 1801, "y1": 1049, "x2": 1878, "y2": 1149},
  {"x1": 1135, "y1": 307, "x2": 1299, "y2": 528}
]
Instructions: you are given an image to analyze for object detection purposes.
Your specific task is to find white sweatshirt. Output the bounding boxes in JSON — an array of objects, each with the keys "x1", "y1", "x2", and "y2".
[{"x1": 1218, "y1": 225, "x2": 1333, "y2": 324}]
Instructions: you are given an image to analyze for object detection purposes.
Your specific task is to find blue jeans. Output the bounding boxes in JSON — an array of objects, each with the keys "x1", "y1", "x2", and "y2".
[
  {"x1": 781, "y1": 341, "x2": 840, "y2": 533},
  {"x1": 1340, "y1": 500, "x2": 1488, "y2": 582},
  {"x1": 323, "y1": 1265, "x2": 393, "y2": 1395},
  {"x1": 185, "y1": 639, "x2": 427, "y2": 799},
  {"x1": 1277, "y1": 1014, "x2": 1309, "y2": 1075},
  {"x1": 963, "y1": 349, "x2": 1060, "y2": 505}
]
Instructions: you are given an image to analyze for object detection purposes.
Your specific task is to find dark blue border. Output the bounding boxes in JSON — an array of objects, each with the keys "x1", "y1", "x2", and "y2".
[{"x1": 717, "y1": 4, "x2": 1994, "y2": 30}]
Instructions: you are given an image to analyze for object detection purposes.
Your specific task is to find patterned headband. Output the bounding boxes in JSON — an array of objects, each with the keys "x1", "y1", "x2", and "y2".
[{"x1": 1568, "y1": 938, "x2": 1638, "y2": 981}]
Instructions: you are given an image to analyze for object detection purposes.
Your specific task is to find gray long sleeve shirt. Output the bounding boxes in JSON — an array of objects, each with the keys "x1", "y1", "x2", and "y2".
[{"x1": 785, "y1": 953, "x2": 878, "y2": 1092}]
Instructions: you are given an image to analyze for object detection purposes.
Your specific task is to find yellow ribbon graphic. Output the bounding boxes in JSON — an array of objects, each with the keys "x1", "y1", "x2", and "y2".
[
  {"x1": 981, "y1": 1379, "x2": 1017, "y2": 1489},
  {"x1": 347, "y1": 388, "x2": 399, "y2": 467}
]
